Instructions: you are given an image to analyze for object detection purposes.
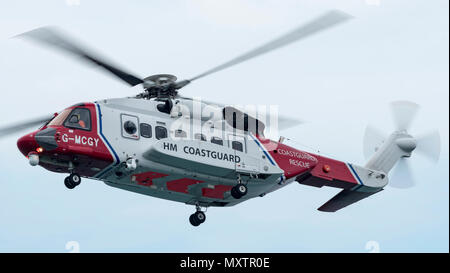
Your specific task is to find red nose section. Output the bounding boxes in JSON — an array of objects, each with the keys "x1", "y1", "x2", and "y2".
[{"x1": 17, "y1": 132, "x2": 38, "y2": 156}]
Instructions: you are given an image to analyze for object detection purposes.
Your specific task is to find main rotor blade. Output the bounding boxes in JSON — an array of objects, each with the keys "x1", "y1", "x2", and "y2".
[
  {"x1": 177, "y1": 95, "x2": 303, "y2": 131},
  {"x1": 177, "y1": 95, "x2": 225, "y2": 107},
  {"x1": 276, "y1": 116, "x2": 304, "y2": 131},
  {"x1": 16, "y1": 27, "x2": 144, "y2": 87},
  {"x1": 0, "y1": 114, "x2": 54, "y2": 138},
  {"x1": 188, "y1": 9, "x2": 352, "y2": 82}
]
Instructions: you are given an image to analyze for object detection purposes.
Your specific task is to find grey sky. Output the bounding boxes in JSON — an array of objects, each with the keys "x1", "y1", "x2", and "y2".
[{"x1": 0, "y1": 0, "x2": 448, "y2": 252}]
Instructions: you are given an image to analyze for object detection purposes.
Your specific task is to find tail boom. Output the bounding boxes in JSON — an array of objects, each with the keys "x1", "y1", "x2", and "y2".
[{"x1": 364, "y1": 131, "x2": 416, "y2": 173}]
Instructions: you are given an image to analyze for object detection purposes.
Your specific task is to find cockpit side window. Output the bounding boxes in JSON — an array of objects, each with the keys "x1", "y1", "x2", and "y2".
[{"x1": 64, "y1": 108, "x2": 91, "y2": 131}]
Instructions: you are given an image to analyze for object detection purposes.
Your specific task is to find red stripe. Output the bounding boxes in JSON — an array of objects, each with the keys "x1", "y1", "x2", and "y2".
[
  {"x1": 202, "y1": 185, "x2": 233, "y2": 199},
  {"x1": 166, "y1": 178, "x2": 204, "y2": 194},
  {"x1": 132, "y1": 171, "x2": 168, "y2": 186}
]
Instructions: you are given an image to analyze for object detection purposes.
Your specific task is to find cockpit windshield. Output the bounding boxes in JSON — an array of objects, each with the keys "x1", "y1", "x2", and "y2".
[{"x1": 47, "y1": 109, "x2": 71, "y2": 127}]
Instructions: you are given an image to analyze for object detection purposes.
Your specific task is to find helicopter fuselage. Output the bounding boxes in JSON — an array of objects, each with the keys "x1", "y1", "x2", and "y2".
[
  {"x1": 16, "y1": 98, "x2": 313, "y2": 207},
  {"x1": 17, "y1": 97, "x2": 386, "y2": 209}
]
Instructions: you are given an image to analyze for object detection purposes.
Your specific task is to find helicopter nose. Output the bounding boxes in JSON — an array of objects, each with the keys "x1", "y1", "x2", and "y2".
[{"x1": 17, "y1": 132, "x2": 39, "y2": 156}]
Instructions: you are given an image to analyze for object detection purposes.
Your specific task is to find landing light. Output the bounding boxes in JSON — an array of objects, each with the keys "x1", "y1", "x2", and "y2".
[{"x1": 36, "y1": 147, "x2": 44, "y2": 153}]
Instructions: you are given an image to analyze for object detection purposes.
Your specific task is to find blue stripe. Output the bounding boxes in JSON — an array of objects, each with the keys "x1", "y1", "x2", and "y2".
[
  {"x1": 348, "y1": 163, "x2": 364, "y2": 185},
  {"x1": 277, "y1": 174, "x2": 286, "y2": 184},
  {"x1": 95, "y1": 104, "x2": 119, "y2": 178},
  {"x1": 250, "y1": 134, "x2": 276, "y2": 166}
]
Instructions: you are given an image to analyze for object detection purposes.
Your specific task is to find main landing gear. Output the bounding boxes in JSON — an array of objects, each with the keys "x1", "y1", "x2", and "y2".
[
  {"x1": 189, "y1": 204, "x2": 206, "y2": 227},
  {"x1": 231, "y1": 184, "x2": 248, "y2": 199},
  {"x1": 64, "y1": 173, "x2": 81, "y2": 189},
  {"x1": 230, "y1": 174, "x2": 248, "y2": 199}
]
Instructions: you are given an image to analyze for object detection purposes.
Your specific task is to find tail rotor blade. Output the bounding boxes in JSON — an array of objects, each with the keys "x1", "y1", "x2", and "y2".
[
  {"x1": 389, "y1": 159, "x2": 415, "y2": 189},
  {"x1": 390, "y1": 101, "x2": 420, "y2": 131},
  {"x1": 416, "y1": 130, "x2": 441, "y2": 163},
  {"x1": 363, "y1": 125, "x2": 387, "y2": 160}
]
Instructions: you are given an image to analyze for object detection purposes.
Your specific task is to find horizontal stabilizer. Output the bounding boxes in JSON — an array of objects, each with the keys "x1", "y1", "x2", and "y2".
[{"x1": 318, "y1": 188, "x2": 383, "y2": 212}]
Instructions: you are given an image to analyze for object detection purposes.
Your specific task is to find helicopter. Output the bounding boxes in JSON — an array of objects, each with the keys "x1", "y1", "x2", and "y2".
[{"x1": 0, "y1": 10, "x2": 441, "y2": 226}]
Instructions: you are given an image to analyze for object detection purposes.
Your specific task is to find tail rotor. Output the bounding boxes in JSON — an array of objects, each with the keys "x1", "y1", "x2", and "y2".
[{"x1": 363, "y1": 101, "x2": 441, "y2": 189}]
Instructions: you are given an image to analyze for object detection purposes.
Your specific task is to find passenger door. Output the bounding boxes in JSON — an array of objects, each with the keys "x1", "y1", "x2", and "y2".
[{"x1": 228, "y1": 134, "x2": 259, "y2": 174}]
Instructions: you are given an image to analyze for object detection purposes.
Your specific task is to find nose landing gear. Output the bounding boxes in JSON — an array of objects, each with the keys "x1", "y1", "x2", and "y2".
[{"x1": 64, "y1": 173, "x2": 81, "y2": 189}]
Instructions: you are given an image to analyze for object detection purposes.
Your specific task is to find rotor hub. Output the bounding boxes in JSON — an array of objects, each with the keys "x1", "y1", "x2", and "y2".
[
  {"x1": 396, "y1": 137, "x2": 417, "y2": 153},
  {"x1": 143, "y1": 74, "x2": 177, "y2": 86},
  {"x1": 141, "y1": 74, "x2": 179, "y2": 99}
]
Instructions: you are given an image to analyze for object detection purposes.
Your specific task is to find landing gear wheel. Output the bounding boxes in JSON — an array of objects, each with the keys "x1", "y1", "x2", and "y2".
[
  {"x1": 64, "y1": 173, "x2": 81, "y2": 189},
  {"x1": 231, "y1": 184, "x2": 247, "y2": 199},
  {"x1": 69, "y1": 173, "x2": 81, "y2": 186},
  {"x1": 231, "y1": 187, "x2": 240, "y2": 199},
  {"x1": 194, "y1": 211, "x2": 206, "y2": 224},
  {"x1": 189, "y1": 214, "x2": 200, "y2": 227},
  {"x1": 64, "y1": 177, "x2": 76, "y2": 189},
  {"x1": 236, "y1": 184, "x2": 247, "y2": 196},
  {"x1": 189, "y1": 211, "x2": 206, "y2": 226}
]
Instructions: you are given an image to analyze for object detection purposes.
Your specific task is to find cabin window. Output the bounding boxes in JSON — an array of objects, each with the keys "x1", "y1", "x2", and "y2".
[
  {"x1": 155, "y1": 126, "x2": 168, "y2": 140},
  {"x1": 174, "y1": 129, "x2": 187, "y2": 138},
  {"x1": 64, "y1": 108, "x2": 91, "y2": 131},
  {"x1": 211, "y1": 137, "x2": 223, "y2": 146},
  {"x1": 140, "y1": 123, "x2": 152, "y2": 138},
  {"x1": 194, "y1": 133, "x2": 206, "y2": 141},
  {"x1": 121, "y1": 114, "x2": 139, "y2": 140},
  {"x1": 232, "y1": 140, "x2": 243, "y2": 152},
  {"x1": 123, "y1": 121, "x2": 137, "y2": 135}
]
